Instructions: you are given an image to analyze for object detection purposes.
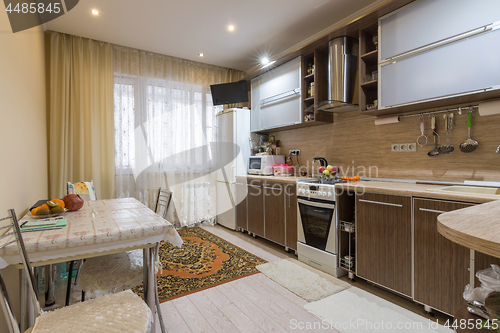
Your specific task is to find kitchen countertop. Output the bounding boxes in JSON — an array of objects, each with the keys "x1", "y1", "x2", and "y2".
[
  {"x1": 236, "y1": 176, "x2": 500, "y2": 203},
  {"x1": 236, "y1": 174, "x2": 310, "y2": 184},
  {"x1": 335, "y1": 180, "x2": 499, "y2": 204},
  {"x1": 437, "y1": 200, "x2": 500, "y2": 259}
]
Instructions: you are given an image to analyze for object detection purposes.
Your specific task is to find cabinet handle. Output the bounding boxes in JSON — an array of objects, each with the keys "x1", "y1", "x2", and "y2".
[
  {"x1": 381, "y1": 88, "x2": 490, "y2": 109},
  {"x1": 380, "y1": 22, "x2": 498, "y2": 66},
  {"x1": 358, "y1": 199, "x2": 403, "y2": 207},
  {"x1": 418, "y1": 208, "x2": 448, "y2": 214},
  {"x1": 260, "y1": 88, "x2": 301, "y2": 107},
  {"x1": 298, "y1": 199, "x2": 335, "y2": 209}
]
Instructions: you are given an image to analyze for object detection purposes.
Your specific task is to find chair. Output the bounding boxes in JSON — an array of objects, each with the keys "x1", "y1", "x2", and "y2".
[
  {"x1": 0, "y1": 209, "x2": 153, "y2": 333},
  {"x1": 154, "y1": 187, "x2": 173, "y2": 220},
  {"x1": 66, "y1": 181, "x2": 97, "y2": 201},
  {"x1": 72, "y1": 187, "x2": 172, "y2": 333}
]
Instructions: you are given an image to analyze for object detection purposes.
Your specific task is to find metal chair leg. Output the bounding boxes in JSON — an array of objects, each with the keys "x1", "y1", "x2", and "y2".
[
  {"x1": 65, "y1": 260, "x2": 74, "y2": 306},
  {"x1": 44, "y1": 264, "x2": 55, "y2": 306},
  {"x1": 74, "y1": 259, "x2": 83, "y2": 285},
  {"x1": 153, "y1": 243, "x2": 166, "y2": 333}
]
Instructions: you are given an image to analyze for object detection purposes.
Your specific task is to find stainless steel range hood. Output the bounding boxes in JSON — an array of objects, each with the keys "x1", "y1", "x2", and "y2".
[{"x1": 306, "y1": 37, "x2": 359, "y2": 113}]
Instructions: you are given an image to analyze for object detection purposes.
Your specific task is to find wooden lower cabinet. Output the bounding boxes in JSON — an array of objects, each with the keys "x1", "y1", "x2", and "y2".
[
  {"x1": 239, "y1": 178, "x2": 297, "y2": 252},
  {"x1": 285, "y1": 183, "x2": 297, "y2": 251},
  {"x1": 413, "y1": 198, "x2": 473, "y2": 316},
  {"x1": 235, "y1": 179, "x2": 248, "y2": 231},
  {"x1": 247, "y1": 180, "x2": 264, "y2": 237},
  {"x1": 356, "y1": 193, "x2": 412, "y2": 297},
  {"x1": 264, "y1": 182, "x2": 285, "y2": 246}
]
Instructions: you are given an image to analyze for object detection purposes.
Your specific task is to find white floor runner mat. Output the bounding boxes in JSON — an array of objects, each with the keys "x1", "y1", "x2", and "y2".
[{"x1": 304, "y1": 287, "x2": 453, "y2": 333}]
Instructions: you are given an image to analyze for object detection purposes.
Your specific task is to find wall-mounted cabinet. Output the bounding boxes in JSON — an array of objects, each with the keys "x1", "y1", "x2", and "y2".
[
  {"x1": 250, "y1": 49, "x2": 334, "y2": 134},
  {"x1": 372, "y1": 0, "x2": 500, "y2": 116},
  {"x1": 251, "y1": 57, "x2": 302, "y2": 133},
  {"x1": 301, "y1": 49, "x2": 333, "y2": 125},
  {"x1": 359, "y1": 24, "x2": 379, "y2": 113}
]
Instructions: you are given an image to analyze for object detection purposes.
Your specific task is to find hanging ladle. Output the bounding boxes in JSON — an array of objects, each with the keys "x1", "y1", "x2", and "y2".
[
  {"x1": 459, "y1": 108, "x2": 479, "y2": 153},
  {"x1": 428, "y1": 115, "x2": 440, "y2": 157},
  {"x1": 438, "y1": 113, "x2": 454, "y2": 154}
]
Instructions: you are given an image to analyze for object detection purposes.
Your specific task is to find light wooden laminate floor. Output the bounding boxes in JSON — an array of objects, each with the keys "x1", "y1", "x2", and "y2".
[
  {"x1": 156, "y1": 224, "x2": 452, "y2": 332},
  {"x1": 157, "y1": 225, "x2": 337, "y2": 333},
  {"x1": 50, "y1": 223, "x2": 451, "y2": 332}
]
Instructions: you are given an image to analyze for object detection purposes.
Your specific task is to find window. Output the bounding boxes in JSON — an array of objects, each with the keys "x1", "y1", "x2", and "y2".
[{"x1": 114, "y1": 74, "x2": 222, "y2": 174}]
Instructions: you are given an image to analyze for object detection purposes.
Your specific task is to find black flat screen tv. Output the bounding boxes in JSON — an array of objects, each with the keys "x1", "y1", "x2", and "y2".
[{"x1": 210, "y1": 80, "x2": 248, "y2": 106}]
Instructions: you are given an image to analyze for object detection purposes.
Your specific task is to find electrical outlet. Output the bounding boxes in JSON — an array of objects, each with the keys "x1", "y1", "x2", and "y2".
[
  {"x1": 392, "y1": 143, "x2": 417, "y2": 152},
  {"x1": 289, "y1": 149, "x2": 300, "y2": 156},
  {"x1": 407, "y1": 143, "x2": 417, "y2": 152}
]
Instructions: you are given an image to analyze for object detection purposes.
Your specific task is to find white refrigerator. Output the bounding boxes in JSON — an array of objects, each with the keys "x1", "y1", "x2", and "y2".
[{"x1": 216, "y1": 108, "x2": 251, "y2": 230}]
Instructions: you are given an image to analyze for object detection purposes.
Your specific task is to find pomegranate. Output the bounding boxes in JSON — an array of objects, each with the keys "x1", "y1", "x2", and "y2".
[{"x1": 63, "y1": 194, "x2": 85, "y2": 211}]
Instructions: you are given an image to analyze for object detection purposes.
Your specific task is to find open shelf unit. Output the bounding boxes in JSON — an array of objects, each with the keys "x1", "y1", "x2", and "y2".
[
  {"x1": 336, "y1": 189, "x2": 356, "y2": 279},
  {"x1": 359, "y1": 24, "x2": 379, "y2": 113},
  {"x1": 301, "y1": 48, "x2": 333, "y2": 125}
]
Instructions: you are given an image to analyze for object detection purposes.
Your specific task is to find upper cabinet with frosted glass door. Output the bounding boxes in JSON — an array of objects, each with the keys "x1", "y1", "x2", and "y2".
[
  {"x1": 251, "y1": 57, "x2": 302, "y2": 132},
  {"x1": 377, "y1": 0, "x2": 500, "y2": 113}
]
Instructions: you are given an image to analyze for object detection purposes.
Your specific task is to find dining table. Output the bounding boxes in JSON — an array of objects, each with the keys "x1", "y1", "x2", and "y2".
[{"x1": 0, "y1": 197, "x2": 183, "y2": 333}]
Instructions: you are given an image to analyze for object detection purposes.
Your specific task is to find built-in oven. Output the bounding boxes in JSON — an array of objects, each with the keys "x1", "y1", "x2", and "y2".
[
  {"x1": 296, "y1": 181, "x2": 345, "y2": 277},
  {"x1": 297, "y1": 198, "x2": 336, "y2": 253}
]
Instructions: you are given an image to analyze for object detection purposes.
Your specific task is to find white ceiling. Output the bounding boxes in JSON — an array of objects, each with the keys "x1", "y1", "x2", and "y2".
[{"x1": 46, "y1": 0, "x2": 381, "y2": 72}]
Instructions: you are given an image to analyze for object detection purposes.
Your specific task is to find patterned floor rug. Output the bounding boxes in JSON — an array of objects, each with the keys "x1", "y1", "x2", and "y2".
[{"x1": 134, "y1": 227, "x2": 267, "y2": 302}]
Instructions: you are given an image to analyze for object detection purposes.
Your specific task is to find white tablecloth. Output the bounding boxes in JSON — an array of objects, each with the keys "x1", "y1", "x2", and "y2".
[{"x1": 0, "y1": 198, "x2": 183, "y2": 268}]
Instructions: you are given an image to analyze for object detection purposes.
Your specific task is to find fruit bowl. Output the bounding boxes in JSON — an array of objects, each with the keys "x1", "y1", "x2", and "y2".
[{"x1": 27, "y1": 210, "x2": 66, "y2": 219}]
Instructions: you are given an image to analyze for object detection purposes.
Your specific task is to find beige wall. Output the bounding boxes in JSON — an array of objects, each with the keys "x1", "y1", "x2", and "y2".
[
  {"x1": 273, "y1": 107, "x2": 500, "y2": 182},
  {"x1": 0, "y1": 9, "x2": 47, "y2": 330}
]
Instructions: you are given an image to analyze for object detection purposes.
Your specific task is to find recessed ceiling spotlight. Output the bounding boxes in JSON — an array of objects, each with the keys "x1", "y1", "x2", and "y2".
[
  {"x1": 199, "y1": 53, "x2": 204, "y2": 57},
  {"x1": 261, "y1": 57, "x2": 270, "y2": 65},
  {"x1": 91, "y1": 9, "x2": 99, "y2": 15},
  {"x1": 228, "y1": 25, "x2": 235, "y2": 32}
]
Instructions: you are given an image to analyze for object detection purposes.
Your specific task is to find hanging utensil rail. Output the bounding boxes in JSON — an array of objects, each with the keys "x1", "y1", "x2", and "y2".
[{"x1": 398, "y1": 105, "x2": 478, "y2": 120}]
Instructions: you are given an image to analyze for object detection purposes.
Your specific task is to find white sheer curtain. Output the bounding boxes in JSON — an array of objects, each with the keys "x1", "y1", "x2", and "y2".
[{"x1": 113, "y1": 46, "x2": 243, "y2": 228}]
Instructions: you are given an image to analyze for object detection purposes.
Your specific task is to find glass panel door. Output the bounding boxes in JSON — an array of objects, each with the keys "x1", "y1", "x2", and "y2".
[{"x1": 298, "y1": 199, "x2": 334, "y2": 251}]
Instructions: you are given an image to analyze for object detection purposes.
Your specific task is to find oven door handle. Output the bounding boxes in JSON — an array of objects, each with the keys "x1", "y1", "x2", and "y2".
[{"x1": 297, "y1": 198, "x2": 335, "y2": 210}]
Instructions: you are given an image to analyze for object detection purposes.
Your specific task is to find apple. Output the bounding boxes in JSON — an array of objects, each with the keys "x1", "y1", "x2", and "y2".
[
  {"x1": 318, "y1": 166, "x2": 326, "y2": 173},
  {"x1": 329, "y1": 166, "x2": 338, "y2": 173},
  {"x1": 322, "y1": 169, "x2": 330, "y2": 177}
]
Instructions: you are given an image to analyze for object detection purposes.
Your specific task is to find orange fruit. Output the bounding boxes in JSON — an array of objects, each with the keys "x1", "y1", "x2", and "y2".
[
  {"x1": 52, "y1": 199, "x2": 65, "y2": 209},
  {"x1": 39, "y1": 204, "x2": 50, "y2": 210},
  {"x1": 31, "y1": 207, "x2": 39, "y2": 215}
]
